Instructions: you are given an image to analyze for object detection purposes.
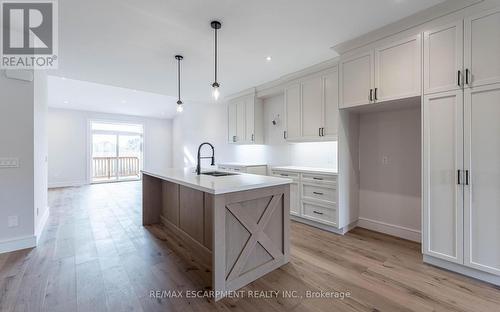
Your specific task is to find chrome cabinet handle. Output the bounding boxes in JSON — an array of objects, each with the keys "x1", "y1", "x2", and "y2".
[
  {"x1": 465, "y1": 170, "x2": 469, "y2": 185},
  {"x1": 313, "y1": 210, "x2": 324, "y2": 215},
  {"x1": 313, "y1": 177, "x2": 323, "y2": 180},
  {"x1": 458, "y1": 70, "x2": 461, "y2": 87},
  {"x1": 369, "y1": 89, "x2": 373, "y2": 102},
  {"x1": 374, "y1": 88, "x2": 378, "y2": 101},
  {"x1": 457, "y1": 169, "x2": 461, "y2": 185},
  {"x1": 251, "y1": 134, "x2": 254, "y2": 141},
  {"x1": 466, "y1": 69, "x2": 470, "y2": 85},
  {"x1": 313, "y1": 192, "x2": 324, "y2": 195},
  {"x1": 280, "y1": 173, "x2": 289, "y2": 177}
]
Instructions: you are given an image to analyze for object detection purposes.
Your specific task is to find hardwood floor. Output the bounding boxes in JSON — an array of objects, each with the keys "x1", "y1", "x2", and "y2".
[{"x1": 1, "y1": 181, "x2": 499, "y2": 312}]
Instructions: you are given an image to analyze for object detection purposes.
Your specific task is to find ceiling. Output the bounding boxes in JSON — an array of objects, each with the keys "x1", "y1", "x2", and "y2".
[
  {"x1": 50, "y1": 0, "x2": 446, "y2": 110},
  {"x1": 48, "y1": 76, "x2": 179, "y2": 118}
]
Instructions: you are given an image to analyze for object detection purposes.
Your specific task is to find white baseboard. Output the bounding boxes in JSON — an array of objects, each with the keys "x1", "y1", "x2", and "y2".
[
  {"x1": 357, "y1": 217, "x2": 421, "y2": 242},
  {"x1": 423, "y1": 255, "x2": 500, "y2": 286},
  {"x1": 48, "y1": 180, "x2": 87, "y2": 188},
  {"x1": 0, "y1": 235, "x2": 36, "y2": 254},
  {"x1": 35, "y1": 206, "x2": 50, "y2": 243},
  {"x1": 291, "y1": 215, "x2": 356, "y2": 235}
]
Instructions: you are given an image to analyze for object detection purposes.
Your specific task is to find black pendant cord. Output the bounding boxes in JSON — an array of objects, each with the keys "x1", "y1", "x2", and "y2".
[
  {"x1": 211, "y1": 21, "x2": 221, "y2": 88},
  {"x1": 175, "y1": 55, "x2": 183, "y2": 104},
  {"x1": 177, "y1": 58, "x2": 181, "y2": 103},
  {"x1": 214, "y1": 27, "x2": 217, "y2": 84}
]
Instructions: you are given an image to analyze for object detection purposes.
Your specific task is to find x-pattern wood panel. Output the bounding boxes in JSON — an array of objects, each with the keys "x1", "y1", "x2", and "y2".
[{"x1": 225, "y1": 194, "x2": 284, "y2": 281}]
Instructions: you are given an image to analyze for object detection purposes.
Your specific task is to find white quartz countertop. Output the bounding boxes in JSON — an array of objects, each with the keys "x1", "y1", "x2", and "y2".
[
  {"x1": 271, "y1": 166, "x2": 338, "y2": 175},
  {"x1": 142, "y1": 168, "x2": 292, "y2": 195},
  {"x1": 218, "y1": 162, "x2": 267, "y2": 167}
]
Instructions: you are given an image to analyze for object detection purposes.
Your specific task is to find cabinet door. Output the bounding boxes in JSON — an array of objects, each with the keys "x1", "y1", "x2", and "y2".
[
  {"x1": 424, "y1": 21, "x2": 464, "y2": 94},
  {"x1": 284, "y1": 83, "x2": 301, "y2": 140},
  {"x1": 245, "y1": 99, "x2": 255, "y2": 143},
  {"x1": 322, "y1": 69, "x2": 339, "y2": 139},
  {"x1": 339, "y1": 51, "x2": 374, "y2": 108},
  {"x1": 464, "y1": 83, "x2": 500, "y2": 276},
  {"x1": 465, "y1": 8, "x2": 500, "y2": 88},
  {"x1": 423, "y1": 90, "x2": 463, "y2": 264},
  {"x1": 236, "y1": 100, "x2": 246, "y2": 143},
  {"x1": 290, "y1": 182, "x2": 300, "y2": 216},
  {"x1": 301, "y1": 76, "x2": 323, "y2": 139},
  {"x1": 375, "y1": 34, "x2": 422, "y2": 102},
  {"x1": 227, "y1": 103, "x2": 237, "y2": 143}
]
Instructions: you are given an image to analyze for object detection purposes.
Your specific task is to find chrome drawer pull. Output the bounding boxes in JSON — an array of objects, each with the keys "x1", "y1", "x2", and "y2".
[
  {"x1": 280, "y1": 174, "x2": 289, "y2": 176},
  {"x1": 313, "y1": 210, "x2": 324, "y2": 215},
  {"x1": 313, "y1": 192, "x2": 324, "y2": 195},
  {"x1": 313, "y1": 177, "x2": 323, "y2": 180}
]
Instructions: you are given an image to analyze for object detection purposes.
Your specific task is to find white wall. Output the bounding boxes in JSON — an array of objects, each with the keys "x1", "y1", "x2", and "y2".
[
  {"x1": 0, "y1": 71, "x2": 36, "y2": 252},
  {"x1": 172, "y1": 94, "x2": 337, "y2": 170},
  {"x1": 358, "y1": 107, "x2": 421, "y2": 241},
  {"x1": 48, "y1": 108, "x2": 173, "y2": 187},
  {"x1": 34, "y1": 72, "x2": 49, "y2": 237}
]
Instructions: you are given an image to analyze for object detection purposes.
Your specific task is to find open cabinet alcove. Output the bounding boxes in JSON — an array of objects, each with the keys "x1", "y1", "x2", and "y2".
[{"x1": 338, "y1": 96, "x2": 422, "y2": 242}]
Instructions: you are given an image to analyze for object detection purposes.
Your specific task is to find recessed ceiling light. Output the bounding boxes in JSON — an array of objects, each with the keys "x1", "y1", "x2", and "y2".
[
  {"x1": 61, "y1": 77, "x2": 66, "y2": 80},
  {"x1": 121, "y1": 99, "x2": 127, "y2": 104},
  {"x1": 63, "y1": 100, "x2": 69, "y2": 104},
  {"x1": 266, "y1": 56, "x2": 272, "y2": 61}
]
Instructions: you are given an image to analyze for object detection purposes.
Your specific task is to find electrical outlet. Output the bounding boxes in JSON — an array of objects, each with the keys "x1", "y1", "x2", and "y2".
[
  {"x1": 8, "y1": 215, "x2": 18, "y2": 228},
  {"x1": 0, "y1": 157, "x2": 19, "y2": 168},
  {"x1": 382, "y1": 156, "x2": 389, "y2": 165}
]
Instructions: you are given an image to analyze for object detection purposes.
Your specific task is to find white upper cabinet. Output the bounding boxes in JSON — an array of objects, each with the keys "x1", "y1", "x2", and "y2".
[
  {"x1": 284, "y1": 83, "x2": 302, "y2": 141},
  {"x1": 322, "y1": 69, "x2": 339, "y2": 139},
  {"x1": 339, "y1": 34, "x2": 422, "y2": 108},
  {"x1": 465, "y1": 8, "x2": 500, "y2": 88},
  {"x1": 227, "y1": 93, "x2": 263, "y2": 145},
  {"x1": 301, "y1": 76, "x2": 323, "y2": 139},
  {"x1": 228, "y1": 103, "x2": 237, "y2": 143},
  {"x1": 374, "y1": 34, "x2": 422, "y2": 102},
  {"x1": 236, "y1": 100, "x2": 246, "y2": 142},
  {"x1": 339, "y1": 51, "x2": 374, "y2": 108},
  {"x1": 284, "y1": 67, "x2": 339, "y2": 142},
  {"x1": 424, "y1": 21, "x2": 464, "y2": 94}
]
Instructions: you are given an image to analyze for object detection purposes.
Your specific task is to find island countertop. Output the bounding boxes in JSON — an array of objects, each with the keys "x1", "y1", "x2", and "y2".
[{"x1": 142, "y1": 168, "x2": 292, "y2": 195}]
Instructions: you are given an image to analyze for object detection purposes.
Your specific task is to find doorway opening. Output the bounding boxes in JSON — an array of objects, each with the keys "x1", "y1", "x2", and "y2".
[{"x1": 90, "y1": 121, "x2": 144, "y2": 183}]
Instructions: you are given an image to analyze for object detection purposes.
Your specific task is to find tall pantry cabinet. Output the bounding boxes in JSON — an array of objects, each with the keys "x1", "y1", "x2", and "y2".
[{"x1": 423, "y1": 8, "x2": 500, "y2": 277}]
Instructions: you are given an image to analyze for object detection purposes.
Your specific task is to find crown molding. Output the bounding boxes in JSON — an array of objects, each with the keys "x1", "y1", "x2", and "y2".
[{"x1": 332, "y1": 0, "x2": 483, "y2": 55}]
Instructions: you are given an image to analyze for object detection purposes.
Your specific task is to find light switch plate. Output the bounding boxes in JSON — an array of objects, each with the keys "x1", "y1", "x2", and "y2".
[
  {"x1": 8, "y1": 216, "x2": 18, "y2": 228},
  {"x1": 0, "y1": 157, "x2": 19, "y2": 168}
]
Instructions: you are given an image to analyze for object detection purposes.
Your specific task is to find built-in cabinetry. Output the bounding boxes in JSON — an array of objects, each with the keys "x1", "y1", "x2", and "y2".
[
  {"x1": 423, "y1": 8, "x2": 500, "y2": 279},
  {"x1": 284, "y1": 67, "x2": 339, "y2": 141},
  {"x1": 218, "y1": 163, "x2": 267, "y2": 176},
  {"x1": 227, "y1": 92, "x2": 263, "y2": 144},
  {"x1": 339, "y1": 34, "x2": 421, "y2": 108},
  {"x1": 270, "y1": 167, "x2": 349, "y2": 233}
]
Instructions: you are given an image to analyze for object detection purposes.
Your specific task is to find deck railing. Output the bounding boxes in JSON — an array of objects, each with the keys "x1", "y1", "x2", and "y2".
[{"x1": 92, "y1": 156, "x2": 140, "y2": 180}]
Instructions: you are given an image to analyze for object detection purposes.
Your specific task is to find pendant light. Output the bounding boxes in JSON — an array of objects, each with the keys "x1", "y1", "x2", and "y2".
[
  {"x1": 175, "y1": 55, "x2": 184, "y2": 113},
  {"x1": 211, "y1": 20, "x2": 222, "y2": 100}
]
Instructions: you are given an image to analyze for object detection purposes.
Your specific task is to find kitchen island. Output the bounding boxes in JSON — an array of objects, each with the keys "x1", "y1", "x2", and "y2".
[{"x1": 142, "y1": 168, "x2": 292, "y2": 301}]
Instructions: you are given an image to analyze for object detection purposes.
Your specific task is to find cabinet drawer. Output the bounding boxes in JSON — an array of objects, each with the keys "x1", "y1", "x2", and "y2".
[
  {"x1": 271, "y1": 170, "x2": 299, "y2": 180},
  {"x1": 302, "y1": 201, "x2": 337, "y2": 225},
  {"x1": 301, "y1": 173, "x2": 337, "y2": 185},
  {"x1": 302, "y1": 183, "x2": 337, "y2": 203}
]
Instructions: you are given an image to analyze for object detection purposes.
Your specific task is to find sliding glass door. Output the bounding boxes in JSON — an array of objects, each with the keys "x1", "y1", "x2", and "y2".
[{"x1": 91, "y1": 122, "x2": 143, "y2": 183}]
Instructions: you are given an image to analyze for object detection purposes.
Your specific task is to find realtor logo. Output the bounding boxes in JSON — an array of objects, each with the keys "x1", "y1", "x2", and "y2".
[{"x1": 1, "y1": 0, "x2": 58, "y2": 69}]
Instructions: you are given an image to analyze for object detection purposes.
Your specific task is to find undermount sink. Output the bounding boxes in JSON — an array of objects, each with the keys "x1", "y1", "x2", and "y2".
[{"x1": 201, "y1": 171, "x2": 239, "y2": 177}]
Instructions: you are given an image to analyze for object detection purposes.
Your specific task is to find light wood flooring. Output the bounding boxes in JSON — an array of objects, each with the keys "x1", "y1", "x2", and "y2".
[{"x1": 1, "y1": 181, "x2": 499, "y2": 312}]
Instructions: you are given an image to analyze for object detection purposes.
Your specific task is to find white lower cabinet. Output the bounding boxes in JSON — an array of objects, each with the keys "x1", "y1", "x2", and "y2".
[
  {"x1": 423, "y1": 83, "x2": 500, "y2": 278},
  {"x1": 218, "y1": 163, "x2": 267, "y2": 176},
  {"x1": 271, "y1": 168, "x2": 338, "y2": 230},
  {"x1": 290, "y1": 182, "x2": 300, "y2": 216}
]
